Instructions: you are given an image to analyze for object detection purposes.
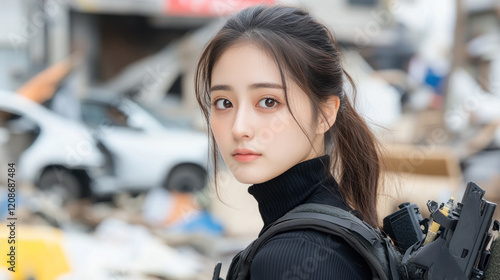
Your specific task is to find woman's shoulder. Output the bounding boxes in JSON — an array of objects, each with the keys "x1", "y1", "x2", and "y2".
[
  {"x1": 249, "y1": 229, "x2": 372, "y2": 279},
  {"x1": 259, "y1": 229, "x2": 367, "y2": 260}
]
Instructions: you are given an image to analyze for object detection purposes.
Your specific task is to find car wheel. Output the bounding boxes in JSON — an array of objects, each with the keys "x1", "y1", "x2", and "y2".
[
  {"x1": 38, "y1": 169, "x2": 82, "y2": 205},
  {"x1": 165, "y1": 165, "x2": 207, "y2": 193}
]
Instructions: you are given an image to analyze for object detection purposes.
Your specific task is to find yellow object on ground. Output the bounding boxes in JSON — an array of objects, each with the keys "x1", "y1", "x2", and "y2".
[{"x1": 0, "y1": 225, "x2": 70, "y2": 280}]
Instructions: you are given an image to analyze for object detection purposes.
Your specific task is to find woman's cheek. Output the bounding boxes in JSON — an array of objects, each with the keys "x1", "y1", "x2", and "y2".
[{"x1": 211, "y1": 115, "x2": 230, "y2": 148}]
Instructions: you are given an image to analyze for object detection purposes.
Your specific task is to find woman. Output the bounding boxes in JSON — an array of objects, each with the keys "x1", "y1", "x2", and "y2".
[{"x1": 195, "y1": 4, "x2": 381, "y2": 279}]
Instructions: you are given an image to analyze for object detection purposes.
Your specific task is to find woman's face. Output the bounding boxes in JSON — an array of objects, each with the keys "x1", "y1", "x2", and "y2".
[{"x1": 210, "y1": 42, "x2": 325, "y2": 184}]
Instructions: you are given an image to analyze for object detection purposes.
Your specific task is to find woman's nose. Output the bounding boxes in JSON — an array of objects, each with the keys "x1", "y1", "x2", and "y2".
[{"x1": 232, "y1": 107, "x2": 254, "y2": 140}]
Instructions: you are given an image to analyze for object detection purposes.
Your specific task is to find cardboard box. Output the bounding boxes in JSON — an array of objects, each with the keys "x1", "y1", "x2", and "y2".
[{"x1": 378, "y1": 144, "x2": 463, "y2": 221}]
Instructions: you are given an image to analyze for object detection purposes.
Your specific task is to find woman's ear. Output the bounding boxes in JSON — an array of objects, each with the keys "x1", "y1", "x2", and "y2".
[{"x1": 317, "y1": 95, "x2": 340, "y2": 134}]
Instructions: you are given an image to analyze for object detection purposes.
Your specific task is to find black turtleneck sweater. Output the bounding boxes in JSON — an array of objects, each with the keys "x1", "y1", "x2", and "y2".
[{"x1": 237, "y1": 155, "x2": 372, "y2": 280}]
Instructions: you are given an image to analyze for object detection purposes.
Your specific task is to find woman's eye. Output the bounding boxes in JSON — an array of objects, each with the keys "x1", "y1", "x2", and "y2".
[
  {"x1": 214, "y1": 99, "x2": 232, "y2": 109},
  {"x1": 258, "y1": 98, "x2": 279, "y2": 108}
]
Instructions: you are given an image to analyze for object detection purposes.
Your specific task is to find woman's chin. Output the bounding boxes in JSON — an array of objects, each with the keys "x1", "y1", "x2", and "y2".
[
  {"x1": 233, "y1": 175, "x2": 259, "y2": 185},
  {"x1": 232, "y1": 172, "x2": 269, "y2": 185}
]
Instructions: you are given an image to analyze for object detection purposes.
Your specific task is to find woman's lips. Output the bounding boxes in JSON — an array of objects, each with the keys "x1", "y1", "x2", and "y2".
[
  {"x1": 232, "y1": 148, "x2": 262, "y2": 162},
  {"x1": 233, "y1": 154, "x2": 261, "y2": 162}
]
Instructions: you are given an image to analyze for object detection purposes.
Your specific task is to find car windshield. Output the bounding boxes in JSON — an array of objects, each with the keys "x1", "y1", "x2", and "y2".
[{"x1": 132, "y1": 101, "x2": 191, "y2": 129}]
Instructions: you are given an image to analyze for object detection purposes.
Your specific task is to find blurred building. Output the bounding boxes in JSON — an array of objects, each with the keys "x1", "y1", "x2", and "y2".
[
  {"x1": 0, "y1": 0, "x2": 56, "y2": 91},
  {"x1": 2, "y1": 0, "x2": 498, "y2": 130},
  {"x1": 464, "y1": 0, "x2": 500, "y2": 96},
  {"x1": 0, "y1": 0, "x2": 412, "y2": 126}
]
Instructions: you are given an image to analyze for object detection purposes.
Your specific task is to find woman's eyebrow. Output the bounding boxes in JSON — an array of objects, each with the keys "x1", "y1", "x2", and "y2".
[
  {"x1": 249, "y1": 82, "x2": 284, "y2": 90},
  {"x1": 210, "y1": 82, "x2": 284, "y2": 92},
  {"x1": 210, "y1": 84, "x2": 231, "y2": 92}
]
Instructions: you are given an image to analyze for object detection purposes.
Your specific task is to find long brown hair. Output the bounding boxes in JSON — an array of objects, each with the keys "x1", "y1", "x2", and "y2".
[{"x1": 195, "y1": 5, "x2": 382, "y2": 227}]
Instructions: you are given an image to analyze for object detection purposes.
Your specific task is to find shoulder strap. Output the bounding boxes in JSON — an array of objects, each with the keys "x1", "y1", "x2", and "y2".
[{"x1": 237, "y1": 203, "x2": 402, "y2": 280}]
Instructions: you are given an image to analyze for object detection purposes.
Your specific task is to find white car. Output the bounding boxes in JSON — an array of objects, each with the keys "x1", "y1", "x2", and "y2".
[
  {"x1": 79, "y1": 92, "x2": 209, "y2": 194},
  {"x1": 0, "y1": 90, "x2": 109, "y2": 202}
]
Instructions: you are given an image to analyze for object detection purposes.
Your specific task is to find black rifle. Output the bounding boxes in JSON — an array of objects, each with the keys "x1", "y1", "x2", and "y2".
[{"x1": 410, "y1": 182, "x2": 499, "y2": 279}]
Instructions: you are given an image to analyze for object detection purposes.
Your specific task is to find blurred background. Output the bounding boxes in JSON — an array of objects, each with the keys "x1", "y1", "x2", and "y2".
[{"x1": 0, "y1": 0, "x2": 499, "y2": 279}]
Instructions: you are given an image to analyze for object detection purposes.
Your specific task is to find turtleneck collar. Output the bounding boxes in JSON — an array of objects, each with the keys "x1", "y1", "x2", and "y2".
[{"x1": 248, "y1": 155, "x2": 333, "y2": 228}]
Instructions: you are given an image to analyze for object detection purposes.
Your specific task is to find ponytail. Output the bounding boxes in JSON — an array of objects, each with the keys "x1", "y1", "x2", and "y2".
[{"x1": 329, "y1": 71, "x2": 381, "y2": 228}]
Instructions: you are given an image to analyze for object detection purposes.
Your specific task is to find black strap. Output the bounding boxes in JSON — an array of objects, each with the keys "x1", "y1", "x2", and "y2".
[
  {"x1": 277, "y1": 212, "x2": 381, "y2": 244},
  {"x1": 384, "y1": 238, "x2": 403, "y2": 280},
  {"x1": 237, "y1": 211, "x2": 391, "y2": 280}
]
